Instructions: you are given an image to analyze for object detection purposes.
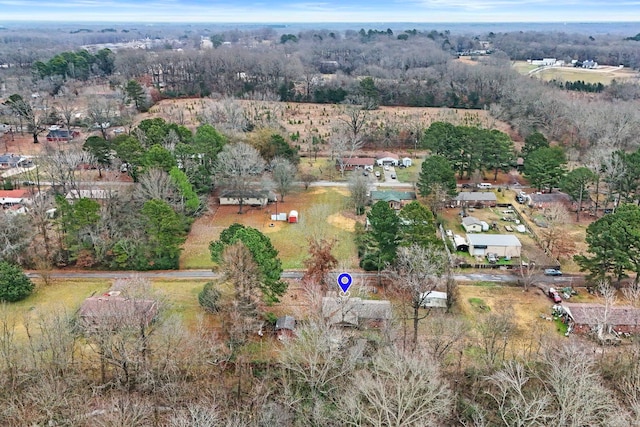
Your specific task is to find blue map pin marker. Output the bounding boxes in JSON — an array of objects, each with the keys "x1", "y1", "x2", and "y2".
[{"x1": 337, "y1": 273, "x2": 353, "y2": 293}]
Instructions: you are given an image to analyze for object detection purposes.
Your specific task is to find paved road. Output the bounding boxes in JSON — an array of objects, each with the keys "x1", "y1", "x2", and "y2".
[{"x1": 26, "y1": 268, "x2": 583, "y2": 286}]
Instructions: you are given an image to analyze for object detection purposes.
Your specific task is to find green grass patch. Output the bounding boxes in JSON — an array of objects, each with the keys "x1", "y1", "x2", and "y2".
[
  {"x1": 473, "y1": 281, "x2": 499, "y2": 288},
  {"x1": 153, "y1": 279, "x2": 210, "y2": 328},
  {"x1": 554, "y1": 317, "x2": 569, "y2": 335},
  {"x1": 468, "y1": 297, "x2": 491, "y2": 312},
  {"x1": 395, "y1": 161, "x2": 421, "y2": 182}
]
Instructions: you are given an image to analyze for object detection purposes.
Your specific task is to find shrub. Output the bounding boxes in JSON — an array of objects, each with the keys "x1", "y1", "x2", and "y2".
[{"x1": 0, "y1": 261, "x2": 35, "y2": 302}]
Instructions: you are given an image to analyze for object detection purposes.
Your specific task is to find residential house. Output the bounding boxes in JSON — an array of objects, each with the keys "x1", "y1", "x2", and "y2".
[
  {"x1": 376, "y1": 152, "x2": 399, "y2": 166},
  {"x1": 46, "y1": 129, "x2": 80, "y2": 142},
  {"x1": 370, "y1": 190, "x2": 416, "y2": 210},
  {"x1": 322, "y1": 296, "x2": 392, "y2": 329},
  {"x1": 462, "y1": 216, "x2": 484, "y2": 233},
  {"x1": 453, "y1": 191, "x2": 497, "y2": 208},
  {"x1": 65, "y1": 189, "x2": 113, "y2": 203},
  {"x1": 0, "y1": 189, "x2": 35, "y2": 209},
  {"x1": 219, "y1": 190, "x2": 276, "y2": 207},
  {"x1": 419, "y1": 291, "x2": 448, "y2": 309},
  {"x1": 336, "y1": 157, "x2": 376, "y2": 171},
  {"x1": 563, "y1": 303, "x2": 640, "y2": 335},
  {"x1": 527, "y1": 192, "x2": 572, "y2": 209},
  {"x1": 466, "y1": 234, "x2": 522, "y2": 258},
  {"x1": 0, "y1": 154, "x2": 31, "y2": 169},
  {"x1": 78, "y1": 292, "x2": 158, "y2": 331}
]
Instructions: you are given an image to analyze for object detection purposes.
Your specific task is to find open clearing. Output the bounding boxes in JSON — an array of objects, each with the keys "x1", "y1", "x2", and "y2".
[
  {"x1": 181, "y1": 186, "x2": 360, "y2": 270},
  {"x1": 512, "y1": 61, "x2": 640, "y2": 84}
]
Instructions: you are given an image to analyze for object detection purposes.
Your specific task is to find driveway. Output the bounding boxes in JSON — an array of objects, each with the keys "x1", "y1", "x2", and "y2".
[{"x1": 383, "y1": 165, "x2": 396, "y2": 183}]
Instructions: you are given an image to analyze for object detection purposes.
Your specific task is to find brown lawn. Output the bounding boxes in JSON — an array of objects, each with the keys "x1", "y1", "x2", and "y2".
[{"x1": 180, "y1": 186, "x2": 359, "y2": 270}]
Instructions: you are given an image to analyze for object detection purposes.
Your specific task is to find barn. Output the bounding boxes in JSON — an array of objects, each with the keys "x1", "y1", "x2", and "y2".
[{"x1": 466, "y1": 234, "x2": 522, "y2": 258}]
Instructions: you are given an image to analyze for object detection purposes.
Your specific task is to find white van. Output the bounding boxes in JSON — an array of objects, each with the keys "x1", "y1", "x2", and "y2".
[{"x1": 477, "y1": 183, "x2": 492, "y2": 189}]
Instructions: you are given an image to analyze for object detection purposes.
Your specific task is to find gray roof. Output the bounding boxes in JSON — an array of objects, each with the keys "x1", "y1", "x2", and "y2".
[
  {"x1": 467, "y1": 233, "x2": 522, "y2": 247},
  {"x1": 462, "y1": 216, "x2": 482, "y2": 226},
  {"x1": 322, "y1": 297, "x2": 392, "y2": 326},
  {"x1": 454, "y1": 192, "x2": 497, "y2": 202},
  {"x1": 564, "y1": 303, "x2": 640, "y2": 327},
  {"x1": 275, "y1": 315, "x2": 296, "y2": 331},
  {"x1": 529, "y1": 192, "x2": 571, "y2": 204}
]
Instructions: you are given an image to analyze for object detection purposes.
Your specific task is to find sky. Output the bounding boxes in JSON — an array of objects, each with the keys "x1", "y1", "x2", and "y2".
[{"x1": 0, "y1": 0, "x2": 639, "y2": 23}]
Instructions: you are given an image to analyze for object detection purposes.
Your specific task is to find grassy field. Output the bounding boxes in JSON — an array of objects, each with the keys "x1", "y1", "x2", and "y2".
[
  {"x1": 512, "y1": 61, "x2": 640, "y2": 84},
  {"x1": 181, "y1": 186, "x2": 359, "y2": 270}
]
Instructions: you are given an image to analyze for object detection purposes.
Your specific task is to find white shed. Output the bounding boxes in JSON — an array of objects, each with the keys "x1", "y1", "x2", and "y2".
[
  {"x1": 419, "y1": 291, "x2": 447, "y2": 308},
  {"x1": 401, "y1": 157, "x2": 412, "y2": 167}
]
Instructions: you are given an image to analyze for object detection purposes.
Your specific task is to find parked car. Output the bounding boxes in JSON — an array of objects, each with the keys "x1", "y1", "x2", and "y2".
[
  {"x1": 384, "y1": 165, "x2": 390, "y2": 171},
  {"x1": 374, "y1": 171, "x2": 381, "y2": 178},
  {"x1": 461, "y1": 183, "x2": 472, "y2": 189},
  {"x1": 486, "y1": 253, "x2": 498, "y2": 264},
  {"x1": 548, "y1": 288, "x2": 562, "y2": 303},
  {"x1": 544, "y1": 268, "x2": 563, "y2": 276},
  {"x1": 390, "y1": 173, "x2": 396, "y2": 179},
  {"x1": 363, "y1": 171, "x2": 369, "y2": 176}
]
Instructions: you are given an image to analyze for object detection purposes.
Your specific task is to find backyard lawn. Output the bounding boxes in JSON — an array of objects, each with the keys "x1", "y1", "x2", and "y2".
[{"x1": 181, "y1": 186, "x2": 360, "y2": 270}]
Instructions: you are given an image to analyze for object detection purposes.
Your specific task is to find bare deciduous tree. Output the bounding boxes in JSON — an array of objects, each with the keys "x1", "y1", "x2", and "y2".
[
  {"x1": 476, "y1": 310, "x2": 517, "y2": 368},
  {"x1": 279, "y1": 320, "x2": 357, "y2": 425},
  {"x1": 338, "y1": 346, "x2": 453, "y2": 427},
  {"x1": 271, "y1": 156, "x2": 297, "y2": 202},
  {"x1": 348, "y1": 172, "x2": 369, "y2": 215},
  {"x1": 422, "y1": 313, "x2": 469, "y2": 363},
  {"x1": 485, "y1": 361, "x2": 553, "y2": 427},
  {"x1": 388, "y1": 244, "x2": 446, "y2": 351},
  {"x1": 541, "y1": 343, "x2": 624, "y2": 426},
  {"x1": 215, "y1": 142, "x2": 265, "y2": 214}
]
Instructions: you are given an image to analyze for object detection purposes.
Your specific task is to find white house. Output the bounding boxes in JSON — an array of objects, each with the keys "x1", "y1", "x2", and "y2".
[
  {"x1": 219, "y1": 190, "x2": 275, "y2": 207},
  {"x1": 419, "y1": 291, "x2": 447, "y2": 309},
  {"x1": 462, "y1": 216, "x2": 483, "y2": 233},
  {"x1": 376, "y1": 152, "x2": 399, "y2": 166},
  {"x1": 467, "y1": 234, "x2": 522, "y2": 258},
  {"x1": 65, "y1": 189, "x2": 112, "y2": 202}
]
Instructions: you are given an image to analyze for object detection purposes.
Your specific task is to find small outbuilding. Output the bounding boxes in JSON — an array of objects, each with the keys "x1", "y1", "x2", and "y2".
[
  {"x1": 288, "y1": 210, "x2": 298, "y2": 223},
  {"x1": 275, "y1": 315, "x2": 296, "y2": 339},
  {"x1": 419, "y1": 291, "x2": 448, "y2": 309},
  {"x1": 453, "y1": 235, "x2": 469, "y2": 251},
  {"x1": 401, "y1": 157, "x2": 412, "y2": 167}
]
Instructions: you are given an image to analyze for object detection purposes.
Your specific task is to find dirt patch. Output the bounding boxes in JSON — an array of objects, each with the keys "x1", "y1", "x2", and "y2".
[
  {"x1": 457, "y1": 283, "x2": 558, "y2": 350},
  {"x1": 327, "y1": 212, "x2": 357, "y2": 232}
]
